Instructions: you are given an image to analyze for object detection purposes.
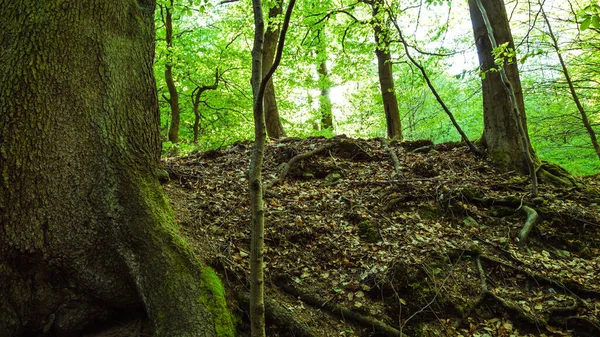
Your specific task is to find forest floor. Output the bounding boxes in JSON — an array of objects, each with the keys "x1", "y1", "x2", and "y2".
[{"x1": 162, "y1": 135, "x2": 600, "y2": 337}]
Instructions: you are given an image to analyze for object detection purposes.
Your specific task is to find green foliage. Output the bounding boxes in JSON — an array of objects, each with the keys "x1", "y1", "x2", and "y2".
[
  {"x1": 580, "y1": 3, "x2": 600, "y2": 31},
  {"x1": 492, "y1": 42, "x2": 517, "y2": 66},
  {"x1": 153, "y1": 0, "x2": 599, "y2": 176}
]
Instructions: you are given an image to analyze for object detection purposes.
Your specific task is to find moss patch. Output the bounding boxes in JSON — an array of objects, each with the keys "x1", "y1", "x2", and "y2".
[{"x1": 200, "y1": 267, "x2": 236, "y2": 337}]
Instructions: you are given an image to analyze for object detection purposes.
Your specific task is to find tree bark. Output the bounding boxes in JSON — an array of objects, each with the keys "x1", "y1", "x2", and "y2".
[
  {"x1": 263, "y1": 1, "x2": 287, "y2": 139},
  {"x1": 164, "y1": 0, "x2": 181, "y2": 143},
  {"x1": 373, "y1": 0, "x2": 402, "y2": 140},
  {"x1": 468, "y1": 0, "x2": 538, "y2": 173},
  {"x1": 250, "y1": 0, "x2": 267, "y2": 334},
  {"x1": 0, "y1": 1, "x2": 234, "y2": 336}
]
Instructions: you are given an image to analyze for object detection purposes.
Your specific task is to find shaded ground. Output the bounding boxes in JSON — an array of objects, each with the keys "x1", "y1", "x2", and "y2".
[{"x1": 163, "y1": 135, "x2": 600, "y2": 337}]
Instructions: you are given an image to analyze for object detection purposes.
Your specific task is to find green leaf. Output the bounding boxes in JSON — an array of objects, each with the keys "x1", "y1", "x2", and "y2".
[
  {"x1": 591, "y1": 15, "x2": 600, "y2": 29},
  {"x1": 581, "y1": 17, "x2": 592, "y2": 30}
]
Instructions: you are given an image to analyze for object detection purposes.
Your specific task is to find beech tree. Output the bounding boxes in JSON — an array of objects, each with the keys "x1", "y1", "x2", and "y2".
[
  {"x1": 468, "y1": 0, "x2": 538, "y2": 174},
  {"x1": 0, "y1": 1, "x2": 234, "y2": 336},
  {"x1": 372, "y1": 0, "x2": 402, "y2": 139},
  {"x1": 263, "y1": 0, "x2": 287, "y2": 139},
  {"x1": 317, "y1": 30, "x2": 334, "y2": 130},
  {"x1": 160, "y1": 0, "x2": 182, "y2": 143}
]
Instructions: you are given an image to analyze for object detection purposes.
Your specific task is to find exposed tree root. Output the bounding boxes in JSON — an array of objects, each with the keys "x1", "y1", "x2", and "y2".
[
  {"x1": 454, "y1": 250, "x2": 600, "y2": 336},
  {"x1": 564, "y1": 316, "x2": 600, "y2": 337},
  {"x1": 457, "y1": 256, "x2": 541, "y2": 329},
  {"x1": 238, "y1": 292, "x2": 318, "y2": 337},
  {"x1": 517, "y1": 206, "x2": 539, "y2": 249},
  {"x1": 380, "y1": 138, "x2": 403, "y2": 177},
  {"x1": 537, "y1": 161, "x2": 581, "y2": 188},
  {"x1": 475, "y1": 252, "x2": 600, "y2": 301},
  {"x1": 265, "y1": 143, "x2": 334, "y2": 189},
  {"x1": 274, "y1": 277, "x2": 404, "y2": 337}
]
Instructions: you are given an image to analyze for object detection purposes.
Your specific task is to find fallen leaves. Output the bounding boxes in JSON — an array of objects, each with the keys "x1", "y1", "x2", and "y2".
[{"x1": 164, "y1": 136, "x2": 600, "y2": 336}]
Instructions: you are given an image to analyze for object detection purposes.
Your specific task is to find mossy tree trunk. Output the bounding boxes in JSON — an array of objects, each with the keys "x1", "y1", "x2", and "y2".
[
  {"x1": 263, "y1": 0, "x2": 287, "y2": 139},
  {"x1": 372, "y1": 0, "x2": 402, "y2": 140},
  {"x1": 0, "y1": 1, "x2": 234, "y2": 336},
  {"x1": 468, "y1": 0, "x2": 539, "y2": 173}
]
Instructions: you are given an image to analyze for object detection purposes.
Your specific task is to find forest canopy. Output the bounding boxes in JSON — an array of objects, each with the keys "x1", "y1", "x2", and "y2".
[{"x1": 155, "y1": 0, "x2": 600, "y2": 175}]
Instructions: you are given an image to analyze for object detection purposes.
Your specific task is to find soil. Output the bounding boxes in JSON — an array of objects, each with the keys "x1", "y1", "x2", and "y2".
[{"x1": 163, "y1": 135, "x2": 600, "y2": 337}]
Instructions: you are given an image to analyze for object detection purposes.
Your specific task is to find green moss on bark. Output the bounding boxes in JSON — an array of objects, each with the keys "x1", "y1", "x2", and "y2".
[
  {"x1": 138, "y1": 176, "x2": 235, "y2": 336},
  {"x1": 200, "y1": 268, "x2": 237, "y2": 336}
]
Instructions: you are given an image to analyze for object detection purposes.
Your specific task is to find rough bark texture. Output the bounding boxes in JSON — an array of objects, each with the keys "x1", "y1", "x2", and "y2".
[
  {"x1": 373, "y1": 1, "x2": 402, "y2": 140},
  {"x1": 469, "y1": 0, "x2": 538, "y2": 172},
  {"x1": 164, "y1": 0, "x2": 181, "y2": 143},
  {"x1": 263, "y1": 2, "x2": 286, "y2": 140},
  {"x1": 0, "y1": 1, "x2": 234, "y2": 336}
]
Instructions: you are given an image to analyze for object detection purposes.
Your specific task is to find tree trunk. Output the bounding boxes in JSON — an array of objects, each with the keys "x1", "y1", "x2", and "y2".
[
  {"x1": 539, "y1": 3, "x2": 600, "y2": 162},
  {"x1": 373, "y1": 0, "x2": 402, "y2": 140},
  {"x1": 469, "y1": 0, "x2": 538, "y2": 173},
  {"x1": 263, "y1": 2, "x2": 287, "y2": 139},
  {"x1": 0, "y1": 1, "x2": 234, "y2": 336},
  {"x1": 164, "y1": 0, "x2": 181, "y2": 143},
  {"x1": 192, "y1": 71, "x2": 220, "y2": 145},
  {"x1": 317, "y1": 56, "x2": 333, "y2": 130},
  {"x1": 250, "y1": 0, "x2": 267, "y2": 334}
]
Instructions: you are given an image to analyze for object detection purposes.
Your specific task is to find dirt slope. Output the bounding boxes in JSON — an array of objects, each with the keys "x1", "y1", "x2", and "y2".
[{"x1": 163, "y1": 135, "x2": 600, "y2": 337}]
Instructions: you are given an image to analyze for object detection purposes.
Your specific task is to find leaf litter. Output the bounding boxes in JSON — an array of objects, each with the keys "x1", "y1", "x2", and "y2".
[{"x1": 163, "y1": 135, "x2": 600, "y2": 337}]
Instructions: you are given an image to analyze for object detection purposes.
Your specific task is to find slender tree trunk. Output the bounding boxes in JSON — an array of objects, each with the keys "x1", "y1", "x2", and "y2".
[
  {"x1": 263, "y1": 1, "x2": 286, "y2": 139},
  {"x1": 249, "y1": 2, "x2": 295, "y2": 336},
  {"x1": 539, "y1": 4, "x2": 600, "y2": 161},
  {"x1": 192, "y1": 71, "x2": 220, "y2": 145},
  {"x1": 373, "y1": 0, "x2": 402, "y2": 140},
  {"x1": 164, "y1": 0, "x2": 181, "y2": 143},
  {"x1": 469, "y1": 0, "x2": 538, "y2": 172},
  {"x1": 0, "y1": 1, "x2": 234, "y2": 336},
  {"x1": 317, "y1": 54, "x2": 333, "y2": 130},
  {"x1": 390, "y1": 17, "x2": 482, "y2": 155},
  {"x1": 249, "y1": 0, "x2": 267, "y2": 334}
]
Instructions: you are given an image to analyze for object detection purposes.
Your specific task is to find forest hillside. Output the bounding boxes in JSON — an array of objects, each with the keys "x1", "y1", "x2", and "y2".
[{"x1": 162, "y1": 136, "x2": 600, "y2": 337}]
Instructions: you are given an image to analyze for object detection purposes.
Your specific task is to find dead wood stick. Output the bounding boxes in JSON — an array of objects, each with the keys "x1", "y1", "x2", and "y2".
[
  {"x1": 380, "y1": 138, "x2": 403, "y2": 177},
  {"x1": 465, "y1": 256, "x2": 540, "y2": 326},
  {"x1": 517, "y1": 206, "x2": 539, "y2": 249},
  {"x1": 265, "y1": 143, "x2": 334, "y2": 189},
  {"x1": 476, "y1": 253, "x2": 597, "y2": 305},
  {"x1": 238, "y1": 292, "x2": 318, "y2": 337},
  {"x1": 276, "y1": 280, "x2": 404, "y2": 337}
]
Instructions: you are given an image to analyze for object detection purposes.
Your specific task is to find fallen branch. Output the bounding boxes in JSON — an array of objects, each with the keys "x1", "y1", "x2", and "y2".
[
  {"x1": 380, "y1": 138, "x2": 403, "y2": 177},
  {"x1": 517, "y1": 206, "x2": 539, "y2": 249},
  {"x1": 461, "y1": 255, "x2": 543, "y2": 326},
  {"x1": 265, "y1": 143, "x2": 334, "y2": 189},
  {"x1": 238, "y1": 292, "x2": 318, "y2": 337},
  {"x1": 476, "y1": 253, "x2": 599, "y2": 303},
  {"x1": 275, "y1": 278, "x2": 404, "y2": 337}
]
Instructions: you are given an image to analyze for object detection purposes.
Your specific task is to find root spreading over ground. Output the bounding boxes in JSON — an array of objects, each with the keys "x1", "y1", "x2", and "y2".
[{"x1": 163, "y1": 136, "x2": 600, "y2": 337}]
